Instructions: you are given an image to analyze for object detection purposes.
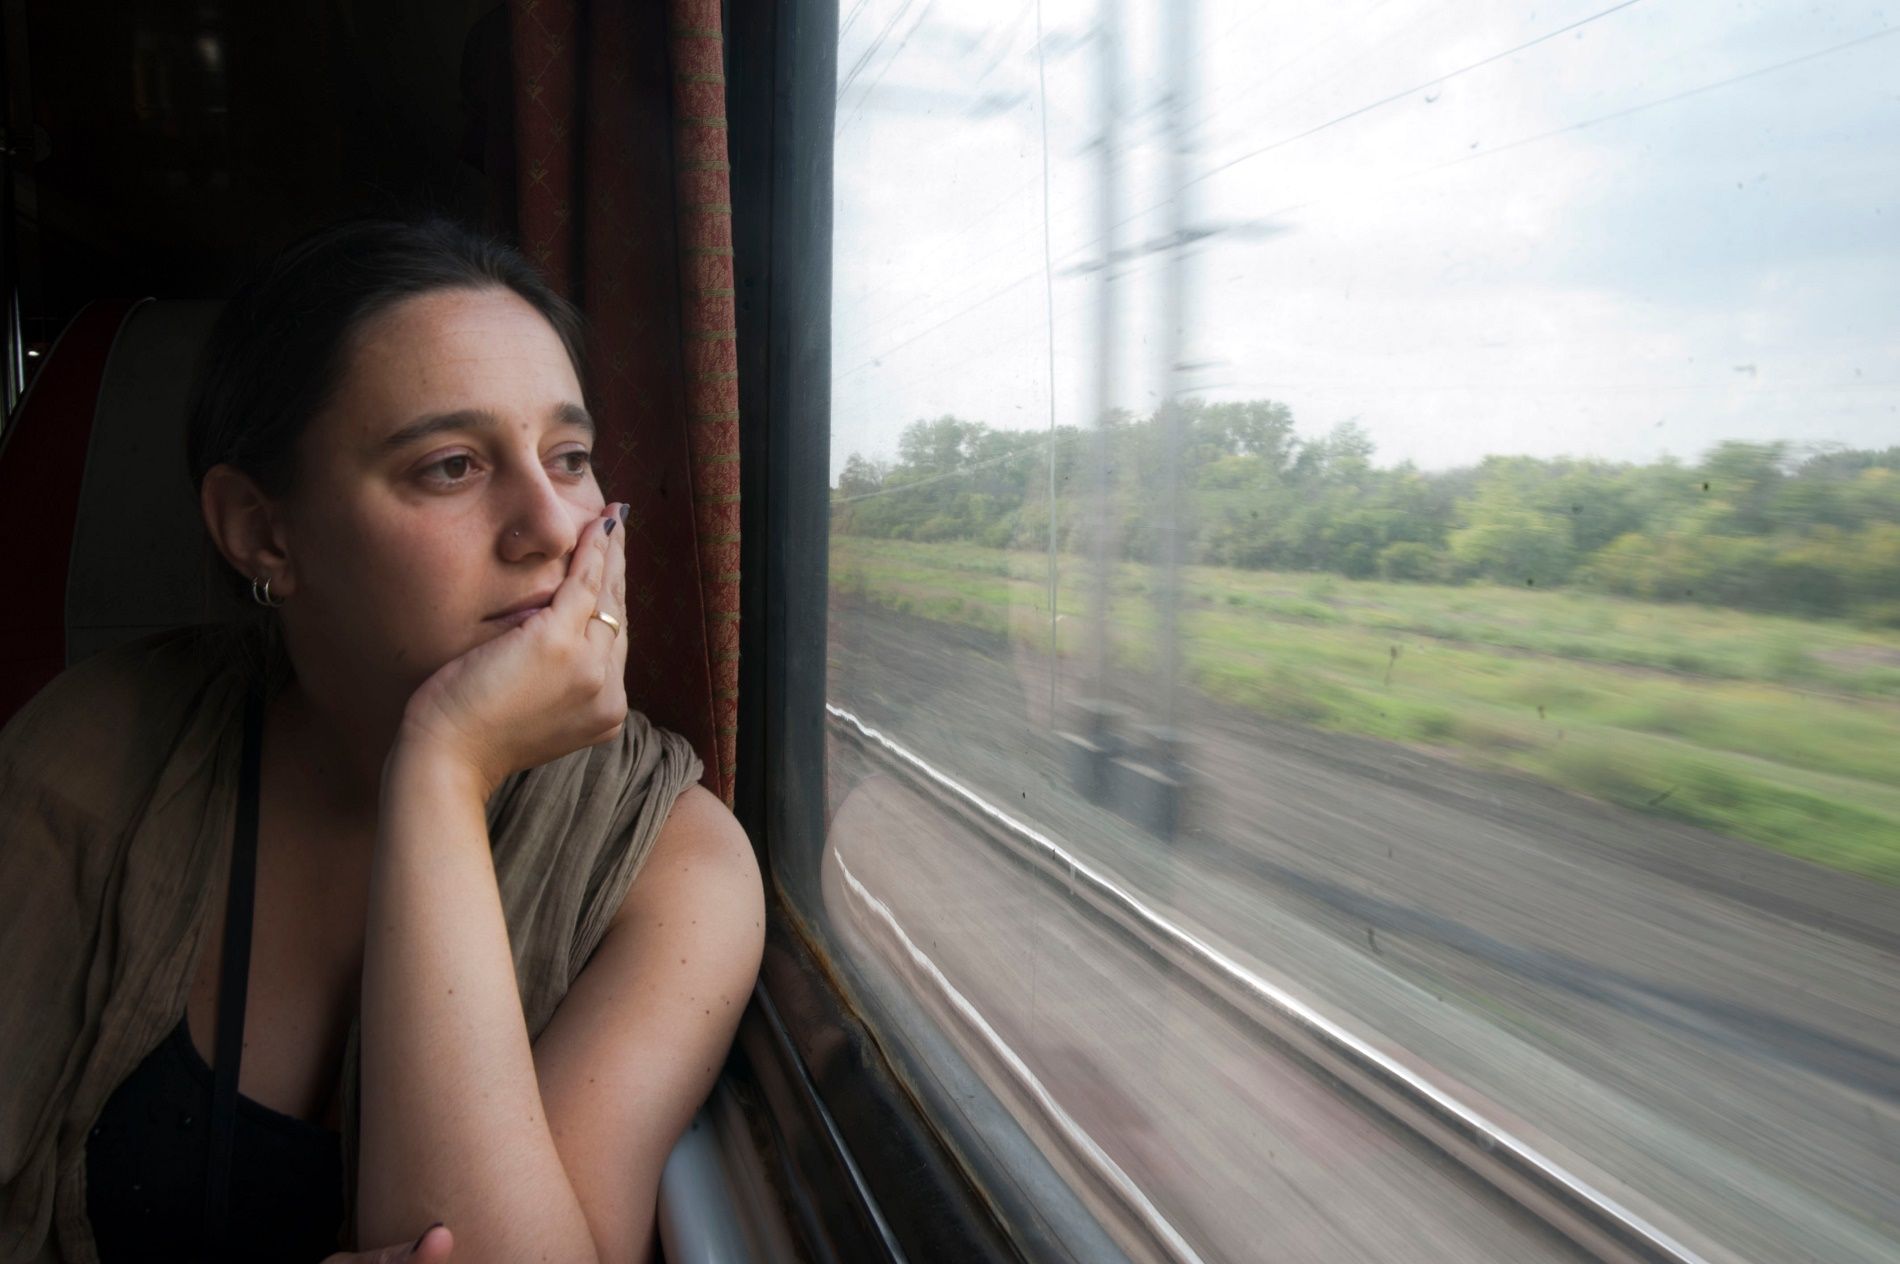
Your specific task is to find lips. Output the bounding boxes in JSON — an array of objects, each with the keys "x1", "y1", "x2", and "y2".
[{"x1": 485, "y1": 590, "x2": 559, "y2": 620}]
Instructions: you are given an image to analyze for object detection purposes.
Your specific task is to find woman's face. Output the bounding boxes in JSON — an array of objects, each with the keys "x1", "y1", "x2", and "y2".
[{"x1": 279, "y1": 286, "x2": 604, "y2": 699}]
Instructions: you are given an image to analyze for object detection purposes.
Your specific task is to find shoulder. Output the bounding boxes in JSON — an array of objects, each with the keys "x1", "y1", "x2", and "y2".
[
  {"x1": 5, "y1": 626, "x2": 211, "y2": 731},
  {"x1": 0, "y1": 627, "x2": 240, "y2": 953},
  {"x1": 0, "y1": 626, "x2": 238, "y2": 821},
  {"x1": 611, "y1": 783, "x2": 761, "y2": 939},
  {"x1": 654, "y1": 784, "x2": 753, "y2": 870}
]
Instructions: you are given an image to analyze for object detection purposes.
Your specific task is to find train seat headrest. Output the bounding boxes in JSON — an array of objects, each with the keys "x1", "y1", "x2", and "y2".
[
  {"x1": 68, "y1": 300, "x2": 233, "y2": 661},
  {"x1": 0, "y1": 299, "x2": 230, "y2": 727}
]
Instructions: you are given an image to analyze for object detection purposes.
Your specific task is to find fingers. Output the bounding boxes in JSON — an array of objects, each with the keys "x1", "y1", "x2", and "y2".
[
  {"x1": 603, "y1": 511, "x2": 630, "y2": 737},
  {"x1": 552, "y1": 505, "x2": 619, "y2": 631},
  {"x1": 582, "y1": 503, "x2": 629, "y2": 652},
  {"x1": 551, "y1": 503, "x2": 628, "y2": 743},
  {"x1": 409, "y1": 1222, "x2": 453, "y2": 1261},
  {"x1": 594, "y1": 504, "x2": 629, "y2": 741},
  {"x1": 317, "y1": 1221, "x2": 452, "y2": 1264},
  {"x1": 603, "y1": 505, "x2": 629, "y2": 662}
]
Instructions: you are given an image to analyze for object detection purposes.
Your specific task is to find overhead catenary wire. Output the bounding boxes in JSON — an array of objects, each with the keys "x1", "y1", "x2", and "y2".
[
  {"x1": 845, "y1": 0, "x2": 1584, "y2": 354},
  {"x1": 833, "y1": 11, "x2": 1095, "y2": 354},
  {"x1": 836, "y1": 166, "x2": 1050, "y2": 322},
  {"x1": 1150, "y1": 18, "x2": 1900, "y2": 241},
  {"x1": 832, "y1": 200, "x2": 1091, "y2": 368},
  {"x1": 968, "y1": 2, "x2": 1039, "y2": 94},
  {"x1": 828, "y1": 438, "x2": 1054, "y2": 505},
  {"x1": 1191, "y1": 0, "x2": 1651, "y2": 190},
  {"x1": 1406, "y1": 21, "x2": 1900, "y2": 182},
  {"x1": 836, "y1": 271, "x2": 1046, "y2": 382},
  {"x1": 1178, "y1": 19, "x2": 1900, "y2": 253},
  {"x1": 839, "y1": 3, "x2": 1655, "y2": 372},
  {"x1": 838, "y1": 0, "x2": 928, "y2": 104},
  {"x1": 839, "y1": 0, "x2": 876, "y2": 44},
  {"x1": 1187, "y1": 0, "x2": 1418, "y2": 158},
  {"x1": 837, "y1": 0, "x2": 942, "y2": 137},
  {"x1": 838, "y1": 18, "x2": 1898, "y2": 384},
  {"x1": 836, "y1": 285, "x2": 1096, "y2": 415}
]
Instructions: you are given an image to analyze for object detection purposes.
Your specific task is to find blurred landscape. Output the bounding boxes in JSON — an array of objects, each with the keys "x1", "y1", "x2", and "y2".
[
  {"x1": 825, "y1": 5, "x2": 1900, "y2": 1255},
  {"x1": 832, "y1": 408, "x2": 1900, "y2": 880}
]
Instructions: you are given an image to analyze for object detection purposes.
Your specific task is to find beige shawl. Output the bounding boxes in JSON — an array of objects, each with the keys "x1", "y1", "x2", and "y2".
[{"x1": 0, "y1": 626, "x2": 703, "y2": 1262}]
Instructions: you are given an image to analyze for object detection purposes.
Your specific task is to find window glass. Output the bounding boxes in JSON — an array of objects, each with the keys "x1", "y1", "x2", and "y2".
[{"x1": 818, "y1": 3, "x2": 1900, "y2": 1260}]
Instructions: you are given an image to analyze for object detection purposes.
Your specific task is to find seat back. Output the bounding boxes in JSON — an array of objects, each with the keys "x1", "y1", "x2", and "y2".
[
  {"x1": 67, "y1": 301, "x2": 231, "y2": 662},
  {"x1": 0, "y1": 300, "x2": 228, "y2": 729},
  {"x1": 0, "y1": 298, "x2": 228, "y2": 729}
]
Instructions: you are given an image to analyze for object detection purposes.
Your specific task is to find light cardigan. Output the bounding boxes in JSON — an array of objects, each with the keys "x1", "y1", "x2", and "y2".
[{"x1": 0, "y1": 626, "x2": 703, "y2": 1262}]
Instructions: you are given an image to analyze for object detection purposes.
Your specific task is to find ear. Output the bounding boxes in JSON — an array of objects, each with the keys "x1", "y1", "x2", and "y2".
[{"x1": 200, "y1": 464, "x2": 297, "y2": 598}]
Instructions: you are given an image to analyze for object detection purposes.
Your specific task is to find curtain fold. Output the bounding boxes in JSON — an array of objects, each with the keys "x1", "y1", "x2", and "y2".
[{"x1": 510, "y1": 0, "x2": 741, "y2": 804}]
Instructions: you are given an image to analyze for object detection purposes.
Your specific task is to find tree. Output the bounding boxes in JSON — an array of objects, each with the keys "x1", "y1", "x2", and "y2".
[
  {"x1": 1379, "y1": 541, "x2": 1441, "y2": 581},
  {"x1": 1447, "y1": 476, "x2": 1578, "y2": 586},
  {"x1": 837, "y1": 453, "x2": 887, "y2": 498},
  {"x1": 829, "y1": 400, "x2": 1898, "y2": 623}
]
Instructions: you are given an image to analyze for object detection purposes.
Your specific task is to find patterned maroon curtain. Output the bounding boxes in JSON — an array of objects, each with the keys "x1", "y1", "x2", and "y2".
[{"x1": 509, "y1": 0, "x2": 740, "y2": 803}]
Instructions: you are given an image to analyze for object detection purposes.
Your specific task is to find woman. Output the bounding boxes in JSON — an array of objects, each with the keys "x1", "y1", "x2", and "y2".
[{"x1": 0, "y1": 219, "x2": 764, "y2": 1263}]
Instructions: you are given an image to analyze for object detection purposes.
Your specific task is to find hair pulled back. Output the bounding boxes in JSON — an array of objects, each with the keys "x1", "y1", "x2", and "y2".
[
  {"x1": 184, "y1": 217, "x2": 585, "y2": 689},
  {"x1": 186, "y1": 216, "x2": 585, "y2": 500}
]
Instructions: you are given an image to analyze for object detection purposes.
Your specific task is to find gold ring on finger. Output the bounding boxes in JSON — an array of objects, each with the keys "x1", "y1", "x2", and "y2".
[{"x1": 590, "y1": 609, "x2": 622, "y2": 636}]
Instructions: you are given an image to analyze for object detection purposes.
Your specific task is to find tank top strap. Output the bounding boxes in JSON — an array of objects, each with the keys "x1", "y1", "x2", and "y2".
[{"x1": 203, "y1": 683, "x2": 265, "y2": 1253}]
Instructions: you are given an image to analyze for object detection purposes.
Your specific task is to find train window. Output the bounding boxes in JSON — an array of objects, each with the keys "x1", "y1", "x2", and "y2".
[{"x1": 802, "y1": 1, "x2": 1900, "y2": 1261}]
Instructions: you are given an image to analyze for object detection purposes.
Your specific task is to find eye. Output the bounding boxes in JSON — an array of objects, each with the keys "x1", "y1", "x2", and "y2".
[
  {"x1": 555, "y1": 449, "x2": 596, "y2": 477},
  {"x1": 420, "y1": 452, "x2": 480, "y2": 487}
]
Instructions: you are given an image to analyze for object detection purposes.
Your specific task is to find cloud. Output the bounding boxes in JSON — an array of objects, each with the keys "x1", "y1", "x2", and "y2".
[{"x1": 830, "y1": 0, "x2": 1900, "y2": 478}]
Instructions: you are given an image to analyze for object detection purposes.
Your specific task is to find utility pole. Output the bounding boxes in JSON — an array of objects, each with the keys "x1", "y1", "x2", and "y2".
[
  {"x1": 1086, "y1": 0, "x2": 1123, "y2": 703},
  {"x1": 1058, "y1": 0, "x2": 1195, "y2": 841},
  {"x1": 1056, "y1": 0, "x2": 1131, "y2": 814},
  {"x1": 1154, "y1": 0, "x2": 1196, "y2": 734}
]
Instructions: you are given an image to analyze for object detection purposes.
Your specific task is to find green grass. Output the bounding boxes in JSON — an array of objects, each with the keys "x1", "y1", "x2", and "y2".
[{"x1": 831, "y1": 536, "x2": 1900, "y2": 882}]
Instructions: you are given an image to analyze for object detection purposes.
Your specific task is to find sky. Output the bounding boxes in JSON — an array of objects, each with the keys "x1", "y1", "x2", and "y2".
[{"x1": 828, "y1": 0, "x2": 1900, "y2": 480}]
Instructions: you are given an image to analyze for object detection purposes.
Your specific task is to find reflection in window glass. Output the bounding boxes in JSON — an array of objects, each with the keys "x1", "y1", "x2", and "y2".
[{"x1": 819, "y1": 3, "x2": 1900, "y2": 1260}]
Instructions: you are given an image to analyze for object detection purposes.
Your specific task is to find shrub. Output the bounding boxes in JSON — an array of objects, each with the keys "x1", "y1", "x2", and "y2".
[
  {"x1": 1858, "y1": 600, "x2": 1900, "y2": 629},
  {"x1": 1378, "y1": 541, "x2": 1440, "y2": 582},
  {"x1": 1406, "y1": 707, "x2": 1457, "y2": 740}
]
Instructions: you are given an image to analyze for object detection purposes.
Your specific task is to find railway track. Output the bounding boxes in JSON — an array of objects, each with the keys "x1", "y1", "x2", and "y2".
[{"x1": 829, "y1": 703, "x2": 1708, "y2": 1264}]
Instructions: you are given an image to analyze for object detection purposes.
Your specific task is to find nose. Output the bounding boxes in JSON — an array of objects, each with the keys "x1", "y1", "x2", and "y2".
[{"x1": 499, "y1": 463, "x2": 589, "y2": 563}]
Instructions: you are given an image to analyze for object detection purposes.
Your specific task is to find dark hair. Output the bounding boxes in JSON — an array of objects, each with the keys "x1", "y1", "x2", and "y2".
[
  {"x1": 187, "y1": 216, "x2": 586, "y2": 498},
  {"x1": 185, "y1": 217, "x2": 586, "y2": 688}
]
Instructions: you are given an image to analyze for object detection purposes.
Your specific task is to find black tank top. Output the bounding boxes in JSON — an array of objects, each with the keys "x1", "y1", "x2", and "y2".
[{"x1": 84, "y1": 688, "x2": 347, "y2": 1262}]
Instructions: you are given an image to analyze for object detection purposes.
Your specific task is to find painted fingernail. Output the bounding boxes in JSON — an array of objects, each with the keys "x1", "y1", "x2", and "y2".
[
  {"x1": 604, "y1": 517, "x2": 617, "y2": 536},
  {"x1": 617, "y1": 503, "x2": 629, "y2": 525},
  {"x1": 410, "y1": 1221, "x2": 444, "y2": 1255}
]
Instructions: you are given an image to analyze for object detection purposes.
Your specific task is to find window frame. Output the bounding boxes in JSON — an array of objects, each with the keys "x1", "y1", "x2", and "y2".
[{"x1": 724, "y1": 1, "x2": 1138, "y2": 1260}]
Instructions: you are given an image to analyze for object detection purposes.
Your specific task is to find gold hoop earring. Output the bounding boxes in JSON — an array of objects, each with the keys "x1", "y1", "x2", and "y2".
[{"x1": 251, "y1": 575, "x2": 286, "y2": 608}]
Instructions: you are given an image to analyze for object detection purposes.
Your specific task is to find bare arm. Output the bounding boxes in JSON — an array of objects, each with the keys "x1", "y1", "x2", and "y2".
[
  {"x1": 349, "y1": 503, "x2": 626, "y2": 1260},
  {"x1": 349, "y1": 505, "x2": 760, "y2": 1261},
  {"x1": 532, "y1": 784, "x2": 763, "y2": 1263},
  {"x1": 355, "y1": 743, "x2": 599, "y2": 1264}
]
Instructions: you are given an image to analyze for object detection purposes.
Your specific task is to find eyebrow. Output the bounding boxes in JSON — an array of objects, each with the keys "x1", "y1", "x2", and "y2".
[{"x1": 380, "y1": 402, "x2": 596, "y2": 453}]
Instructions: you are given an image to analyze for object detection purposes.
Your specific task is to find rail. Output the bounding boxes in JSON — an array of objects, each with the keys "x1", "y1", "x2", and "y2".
[{"x1": 826, "y1": 702, "x2": 1709, "y2": 1264}]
